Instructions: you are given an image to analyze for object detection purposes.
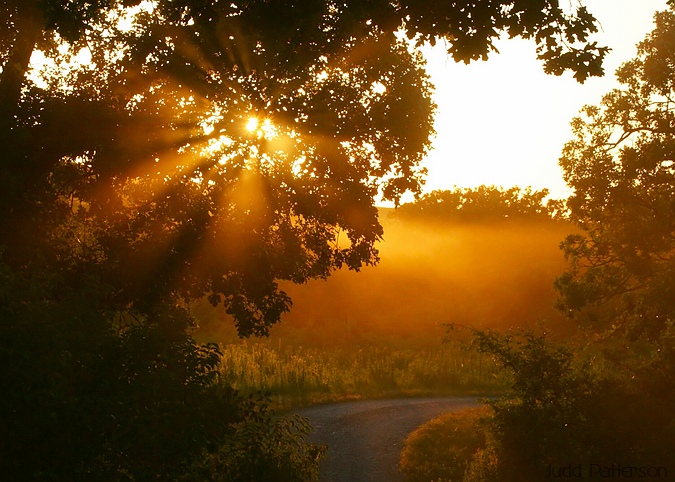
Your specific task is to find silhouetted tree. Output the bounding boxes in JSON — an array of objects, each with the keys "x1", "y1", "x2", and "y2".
[
  {"x1": 556, "y1": 8, "x2": 675, "y2": 346},
  {"x1": 462, "y1": 329, "x2": 674, "y2": 482},
  {"x1": 395, "y1": 186, "x2": 562, "y2": 222},
  {"x1": 1, "y1": 1, "x2": 608, "y2": 335},
  {"x1": 0, "y1": 0, "x2": 611, "y2": 479},
  {"x1": 553, "y1": 12, "x2": 675, "y2": 433},
  {"x1": 456, "y1": 10, "x2": 675, "y2": 481}
]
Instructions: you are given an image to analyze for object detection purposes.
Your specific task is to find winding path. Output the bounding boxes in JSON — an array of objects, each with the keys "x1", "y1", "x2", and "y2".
[{"x1": 296, "y1": 396, "x2": 482, "y2": 482}]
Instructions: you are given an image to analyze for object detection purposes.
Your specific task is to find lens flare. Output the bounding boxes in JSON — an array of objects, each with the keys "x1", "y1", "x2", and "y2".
[{"x1": 245, "y1": 117, "x2": 259, "y2": 132}]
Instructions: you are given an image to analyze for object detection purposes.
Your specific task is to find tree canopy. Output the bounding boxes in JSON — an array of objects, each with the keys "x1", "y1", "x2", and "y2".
[
  {"x1": 1, "y1": 0, "x2": 609, "y2": 337},
  {"x1": 556, "y1": 8, "x2": 675, "y2": 346},
  {"x1": 395, "y1": 186, "x2": 563, "y2": 222},
  {"x1": 0, "y1": 0, "x2": 611, "y2": 479}
]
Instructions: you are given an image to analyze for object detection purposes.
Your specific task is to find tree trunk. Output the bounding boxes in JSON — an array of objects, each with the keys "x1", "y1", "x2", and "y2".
[{"x1": 0, "y1": 0, "x2": 43, "y2": 127}]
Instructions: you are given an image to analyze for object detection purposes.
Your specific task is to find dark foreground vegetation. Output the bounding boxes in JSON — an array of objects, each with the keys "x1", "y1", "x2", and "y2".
[
  {"x1": 0, "y1": 0, "x2": 607, "y2": 480},
  {"x1": 401, "y1": 8, "x2": 675, "y2": 481}
]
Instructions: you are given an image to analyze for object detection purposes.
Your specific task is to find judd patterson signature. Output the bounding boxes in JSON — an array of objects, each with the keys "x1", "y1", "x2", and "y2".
[{"x1": 546, "y1": 463, "x2": 668, "y2": 478}]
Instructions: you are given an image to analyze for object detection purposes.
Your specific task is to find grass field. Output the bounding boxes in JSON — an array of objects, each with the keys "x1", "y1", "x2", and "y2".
[
  {"x1": 215, "y1": 339, "x2": 511, "y2": 410},
  {"x1": 193, "y1": 215, "x2": 571, "y2": 409}
]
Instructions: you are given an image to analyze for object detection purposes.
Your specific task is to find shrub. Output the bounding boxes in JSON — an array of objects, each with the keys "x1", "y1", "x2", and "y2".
[
  {"x1": 400, "y1": 406, "x2": 491, "y2": 482},
  {"x1": 463, "y1": 329, "x2": 675, "y2": 481}
]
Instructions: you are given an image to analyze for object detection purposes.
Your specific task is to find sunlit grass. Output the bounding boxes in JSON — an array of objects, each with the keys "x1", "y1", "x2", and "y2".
[
  {"x1": 216, "y1": 340, "x2": 511, "y2": 410},
  {"x1": 399, "y1": 405, "x2": 492, "y2": 482}
]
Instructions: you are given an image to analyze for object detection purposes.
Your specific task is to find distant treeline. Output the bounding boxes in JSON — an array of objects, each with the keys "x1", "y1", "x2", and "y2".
[{"x1": 395, "y1": 186, "x2": 566, "y2": 222}]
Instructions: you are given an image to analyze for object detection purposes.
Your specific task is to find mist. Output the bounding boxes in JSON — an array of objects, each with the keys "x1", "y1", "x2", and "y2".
[{"x1": 197, "y1": 209, "x2": 575, "y2": 347}]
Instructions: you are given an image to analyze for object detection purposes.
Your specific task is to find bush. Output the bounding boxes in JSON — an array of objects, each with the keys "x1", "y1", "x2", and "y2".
[
  {"x1": 0, "y1": 260, "x2": 325, "y2": 481},
  {"x1": 186, "y1": 395, "x2": 326, "y2": 481},
  {"x1": 400, "y1": 406, "x2": 491, "y2": 482},
  {"x1": 463, "y1": 329, "x2": 675, "y2": 481}
]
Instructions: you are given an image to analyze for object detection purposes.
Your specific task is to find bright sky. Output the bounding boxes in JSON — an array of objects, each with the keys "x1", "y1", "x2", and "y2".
[
  {"x1": 418, "y1": 0, "x2": 670, "y2": 201},
  {"x1": 27, "y1": 1, "x2": 667, "y2": 204}
]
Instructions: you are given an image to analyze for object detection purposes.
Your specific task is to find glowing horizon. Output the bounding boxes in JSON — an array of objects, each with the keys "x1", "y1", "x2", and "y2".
[{"x1": 414, "y1": 0, "x2": 670, "y2": 204}]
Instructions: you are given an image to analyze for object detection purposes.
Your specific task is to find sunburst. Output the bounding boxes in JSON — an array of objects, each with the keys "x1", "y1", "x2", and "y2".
[{"x1": 245, "y1": 117, "x2": 259, "y2": 133}]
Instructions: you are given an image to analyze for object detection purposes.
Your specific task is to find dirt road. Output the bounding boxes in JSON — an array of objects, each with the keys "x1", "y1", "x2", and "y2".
[{"x1": 296, "y1": 396, "x2": 483, "y2": 482}]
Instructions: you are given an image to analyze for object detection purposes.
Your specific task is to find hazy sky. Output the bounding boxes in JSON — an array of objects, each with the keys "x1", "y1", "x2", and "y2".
[{"x1": 417, "y1": 0, "x2": 669, "y2": 202}]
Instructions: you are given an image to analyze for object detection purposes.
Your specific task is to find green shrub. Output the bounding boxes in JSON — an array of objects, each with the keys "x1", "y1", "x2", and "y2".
[
  {"x1": 463, "y1": 329, "x2": 675, "y2": 481},
  {"x1": 400, "y1": 406, "x2": 491, "y2": 482}
]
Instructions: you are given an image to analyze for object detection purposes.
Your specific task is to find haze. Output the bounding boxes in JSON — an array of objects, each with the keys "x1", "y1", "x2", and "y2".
[{"x1": 197, "y1": 210, "x2": 575, "y2": 346}]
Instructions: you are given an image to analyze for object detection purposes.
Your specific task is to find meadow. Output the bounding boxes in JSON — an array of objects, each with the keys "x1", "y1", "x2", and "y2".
[
  {"x1": 194, "y1": 210, "x2": 573, "y2": 409},
  {"x1": 215, "y1": 340, "x2": 510, "y2": 409}
]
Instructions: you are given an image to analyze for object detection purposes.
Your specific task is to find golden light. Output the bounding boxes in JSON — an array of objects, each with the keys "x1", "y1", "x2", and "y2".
[
  {"x1": 260, "y1": 119, "x2": 277, "y2": 139},
  {"x1": 202, "y1": 135, "x2": 235, "y2": 162},
  {"x1": 245, "y1": 116, "x2": 278, "y2": 140},
  {"x1": 245, "y1": 117, "x2": 259, "y2": 132},
  {"x1": 371, "y1": 81, "x2": 386, "y2": 95},
  {"x1": 410, "y1": 1, "x2": 668, "y2": 206}
]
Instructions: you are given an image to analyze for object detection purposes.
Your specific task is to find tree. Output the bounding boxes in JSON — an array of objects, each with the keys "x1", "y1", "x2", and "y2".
[
  {"x1": 1, "y1": 1, "x2": 609, "y2": 336},
  {"x1": 395, "y1": 186, "x2": 562, "y2": 222},
  {"x1": 553, "y1": 15, "x2": 675, "y2": 450},
  {"x1": 556, "y1": 8, "x2": 675, "y2": 346},
  {"x1": 438, "y1": 11, "x2": 675, "y2": 480},
  {"x1": 0, "y1": 0, "x2": 610, "y2": 478},
  {"x1": 459, "y1": 329, "x2": 674, "y2": 482},
  {"x1": 0, "y1": 252, "x2": 326, "y2": 479}
]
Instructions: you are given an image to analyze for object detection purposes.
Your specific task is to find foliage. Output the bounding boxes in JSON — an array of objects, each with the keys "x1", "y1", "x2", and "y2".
[
  {"x1": 395, "y1": 186, "x2": 564, "y2": 222},
  {"x1": 552, "y1": 12, "x2": 675, "y2": 465},
  {"x1": 399, "y1": 406, "x2": 491, "y2": 482},
  {"x1": 0, "y1": 258, "x2": 325, "y2": 480},
  {"x1": 467, "y1": 329, "x2": 596, "y2": 481},
  {"x1": 2, "y1": 1, "x2": 608, "y2": 338},
  {"x1": 2, "y1": 0, "x2": 439, "y2": 338},
  {"x1": 188, "y1": 397, "x2": 326, "y2": 482},
  {"x1": 0, "y1": 0, "x2": 613, "y2": 479},
  {"x1": 444, "y1": 329, "x2": 675, "y2": 482},
  {"x1": 556, "y1": 8, "x2": 675, "y2": 345},
  {"x1": 402, "y1": 0, "x2": 608, "y2": 82},
  {"x1": 434, "y1": 12, "x2": 675, "y2": 482}
]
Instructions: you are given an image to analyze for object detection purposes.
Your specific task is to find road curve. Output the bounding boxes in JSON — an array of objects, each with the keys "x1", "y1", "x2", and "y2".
[{"x1": 296, "y1": 396, "x2": 483, "y2": 482}]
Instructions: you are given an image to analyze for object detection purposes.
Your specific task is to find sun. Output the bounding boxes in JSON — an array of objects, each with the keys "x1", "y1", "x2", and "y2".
[
  {"x1": 245, "y1": 116, "x2": 278, "y2": 140},
  {"x1": 245, "y1": 117, "x2": 259, "y2": 132}
]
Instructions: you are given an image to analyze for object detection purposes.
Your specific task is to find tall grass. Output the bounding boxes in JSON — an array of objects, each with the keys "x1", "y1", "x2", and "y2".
[{"x1": 217, "y1": 340, "x2": 511, "y2": 409}]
